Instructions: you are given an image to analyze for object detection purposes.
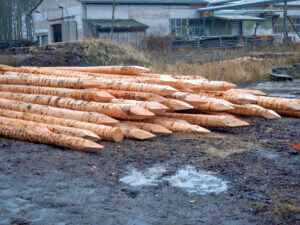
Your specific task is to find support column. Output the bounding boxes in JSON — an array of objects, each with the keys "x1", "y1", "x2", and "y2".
[{"x1": 283, "y1": 0, "x2": 289, "y2": 44}]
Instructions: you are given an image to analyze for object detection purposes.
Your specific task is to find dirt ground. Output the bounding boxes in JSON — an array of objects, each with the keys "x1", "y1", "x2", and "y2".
[{"x1": 0, "y1": 81, "x2": 299, "y2": 225}]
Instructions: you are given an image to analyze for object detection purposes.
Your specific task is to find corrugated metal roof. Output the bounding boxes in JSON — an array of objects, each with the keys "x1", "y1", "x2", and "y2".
[
  {"x1": 215, "y1": 15, "x2": 265, "y2": 21},
  {"x1": 198, "y1": 0, "x2": 299, "y2": 12},
  {"x1": 81, "y1": 0, "x2": 209, "y2": 4}
]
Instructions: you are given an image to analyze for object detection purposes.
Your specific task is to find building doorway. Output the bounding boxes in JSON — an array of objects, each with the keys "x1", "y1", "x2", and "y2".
[{"x1": 52, "y1": 24, "x2": 62, "y2": 42}]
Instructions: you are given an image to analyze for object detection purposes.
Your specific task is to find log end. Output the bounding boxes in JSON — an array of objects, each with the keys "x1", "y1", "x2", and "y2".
[{"x1": 113, "y1": 128, "x2": 124, "y2": 142}]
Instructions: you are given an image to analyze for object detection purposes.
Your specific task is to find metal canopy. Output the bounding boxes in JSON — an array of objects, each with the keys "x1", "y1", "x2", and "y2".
[
  {"x1": 214, "y1": 15, "x2": 266, "y2": 20},
  {"x1": 198, "y1": 0, "x2": 299, "y2": 12},
  {"x1": 214, "y1": 9, "x2": 284, "y2": 15}
]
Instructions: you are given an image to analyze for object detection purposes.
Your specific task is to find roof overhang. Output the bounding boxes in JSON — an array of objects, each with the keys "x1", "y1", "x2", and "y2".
[
  {"x1": 87, "y1": 19, "x2": 149, "y2": 32},
  {"x1": 214, "y1": 15, "x2": 266, "y2": 21}
]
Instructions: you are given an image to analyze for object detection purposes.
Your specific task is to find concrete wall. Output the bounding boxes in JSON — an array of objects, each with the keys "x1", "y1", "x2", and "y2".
[
  {"x1": 98, "y1": 31, "x2": 146, "y2": 46},
  {"x1": 86, "y1": 4, "x2": 200, "y2": 35},
  {"x1": 33, "y1": 0, "x2": 83, "y2": 45}
]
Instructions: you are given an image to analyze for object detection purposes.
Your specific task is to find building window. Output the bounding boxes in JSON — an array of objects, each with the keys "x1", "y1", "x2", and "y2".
[
  {"x1": 273, "y1": 16, "x2": 300, "y2": 33},
  {"x1": 170, "y1": 19, "x2": 204, "y2": 38}
]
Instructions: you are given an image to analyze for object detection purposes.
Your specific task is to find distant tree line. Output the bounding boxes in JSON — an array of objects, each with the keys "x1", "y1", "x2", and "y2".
[{"x1": 0, "y1": 0, "x2": 40, "y2": 41}]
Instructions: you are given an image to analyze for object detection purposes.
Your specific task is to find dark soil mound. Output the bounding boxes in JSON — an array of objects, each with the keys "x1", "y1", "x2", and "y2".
[{"x1": 22, "y1": 39, "x2": 149, "y2": 67}]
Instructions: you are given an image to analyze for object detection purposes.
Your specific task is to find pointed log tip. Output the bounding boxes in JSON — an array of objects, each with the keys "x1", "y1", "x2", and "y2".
[
  {"x1": 148, "y1": 102, "x2": 170, "y2": 114},
  {"x1": 185, "y1": 104, "x2": 194, "y2": 110},
  {"x1": 83, "y1": 132, "x2": 102, "y2": 142},
  {"x1": 151, "y1": 125, "x2": 172, "y2": 134},
  {"x1": 223, "y1": 117, "x2": 250, "y2": 127},
  {"x1": 193, "y1": 126, "x2": 211, "y2": 134},
  {"x1": 225, "y1": 83, "x2": 237, "y2": 90},
  {"x1": 255, "y1": 91, "x2": 267, "y2": 96},
  {"x1": 102, "y1": 117, "x2": 120, "y2": 125},
  {"x1": 130, "y1": 129, "x2": 156, "y2": 140},
  {"x1": 159, "y1": 104, "x2": 170, "y2": 111},
  {"x1": 218, "y1": 104, "x2": 235, "y2": 111},
  {"x1": 83, "y1": 141, "x2": 105, "y2": 152},
  {"x1": 131, "y1": 106, "x2": 155, "y2": 117},
  {"x1": 133, "y1": 66, "x2": 150, "y2": 75},
  {"x1": 262, "y1": 110, "x2": 282, "y2": 119},
  {"x1": 162, "y1": 89, "x2": 178, "y2": 96},
  {"x1": 149, "y1": 95, "x2": 167, "y2": 103},
  {"x1": 230, "y1": 120, "x2": 250, "y2": 127},
  {"x1": 185, "y1": 95, "x2": 207, "y2": 104},
  {"x1": 163, "y1": 99, "x2": 194, "y2": 111},
  {"x1": 96, "y1": 91, "x2": 114, "y2": 101},
  {"x1": 244, "y1": 89, "x2": 268, "y2": 96}
]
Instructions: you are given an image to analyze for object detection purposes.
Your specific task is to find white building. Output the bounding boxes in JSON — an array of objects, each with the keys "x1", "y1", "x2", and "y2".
[{"x1": 32, "y1": 0, "x2": 300, "y2": 46}]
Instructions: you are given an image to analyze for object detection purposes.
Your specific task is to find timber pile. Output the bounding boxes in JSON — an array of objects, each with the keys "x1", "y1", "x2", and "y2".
[{"x1": 0, "y1": 64, "x2": 299, "y2": 153}]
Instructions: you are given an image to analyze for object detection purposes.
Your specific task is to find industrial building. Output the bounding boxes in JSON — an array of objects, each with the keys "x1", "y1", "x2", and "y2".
[{"x1": 32, "y1": 0, "x2": 300, "y2": 46}]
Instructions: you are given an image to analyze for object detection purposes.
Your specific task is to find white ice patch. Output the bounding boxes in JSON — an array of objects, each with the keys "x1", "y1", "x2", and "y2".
[
  {"x1": 119, "y1": 165, "x2": 166, "y2": 186},
  {"x1": 164, "y1": 166, "x2": 228, "y2": 195},
  {"x1": 120, "y1": 165, "x2": 228, "y2": 195}
]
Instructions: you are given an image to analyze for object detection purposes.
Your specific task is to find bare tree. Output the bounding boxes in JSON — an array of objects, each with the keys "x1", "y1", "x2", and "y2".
[{"x1": 0, "y1": 0, "x2": 39, "y2": 41}]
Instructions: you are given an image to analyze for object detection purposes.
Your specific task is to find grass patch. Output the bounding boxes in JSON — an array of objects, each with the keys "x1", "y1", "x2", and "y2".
[
  {"x1": 249, "y1": 187, "x2": 300, "y2": 223},
  {"x1": 0, "y1": 55, "x2": 24, "y2": 67},
  {"x1": 148, "y1": 45, "x2": 300, "y2": 84}
]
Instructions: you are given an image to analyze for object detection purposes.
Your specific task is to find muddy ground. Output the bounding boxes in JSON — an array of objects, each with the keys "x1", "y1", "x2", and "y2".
[{"x1": 0, "y1": 81, "x2": 299, "y2": 225}]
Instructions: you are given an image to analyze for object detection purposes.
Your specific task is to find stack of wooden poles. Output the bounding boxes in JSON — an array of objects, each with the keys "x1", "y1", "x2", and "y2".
[{"x1": 0, "y1": 64, "x2": 299, "y2": 153}]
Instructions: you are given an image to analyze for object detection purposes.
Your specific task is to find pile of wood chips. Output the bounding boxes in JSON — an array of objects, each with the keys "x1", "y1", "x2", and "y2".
[{"x1": 0, "y1": 64, "x2": 299, "y2": 152}]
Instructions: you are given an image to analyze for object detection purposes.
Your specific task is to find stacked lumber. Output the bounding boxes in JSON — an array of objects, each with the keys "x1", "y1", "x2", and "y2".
[{"x1": 0, "y1": 64, "x2": 299, "y2": 152}]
